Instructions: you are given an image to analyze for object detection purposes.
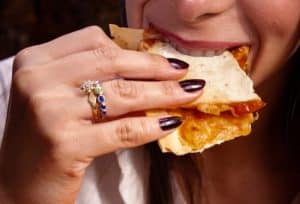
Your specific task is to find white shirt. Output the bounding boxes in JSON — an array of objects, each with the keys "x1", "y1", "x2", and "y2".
[
  {"x1": 0, "y1": 58, "x2": 186, "y2": 204},
  {"x1": 0, "y1": 57, "x2": 13, "y2": 138}
]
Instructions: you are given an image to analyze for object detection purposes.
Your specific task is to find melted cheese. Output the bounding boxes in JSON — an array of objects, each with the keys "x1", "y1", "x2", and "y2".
[
  {"x1": 155, "y1": 110, "x2": 255, "y2": 155},
  {"x1": 179, "y1": 111, "x2": 254, "y2": 151}
]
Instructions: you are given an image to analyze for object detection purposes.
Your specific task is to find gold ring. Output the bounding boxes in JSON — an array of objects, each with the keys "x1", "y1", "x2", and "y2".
[{"x1": 81, "y1": 80, "x2": 107, "y2": 122}]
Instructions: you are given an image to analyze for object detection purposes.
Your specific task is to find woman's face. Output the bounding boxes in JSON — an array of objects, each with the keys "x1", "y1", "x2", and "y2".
[{"x1": 125, "y1": 0, "x2": 300, "y2": 85}]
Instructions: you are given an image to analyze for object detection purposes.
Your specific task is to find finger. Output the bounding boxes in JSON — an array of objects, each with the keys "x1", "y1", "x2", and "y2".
[
  {"x1": 78, "y1": 115, "x2": 182, "y2": 156},
  {"x1": 72, "y1": 79, "x2": 204, "y2": 119},
  {"x1": 39, "y1": 48, "x2": 189, "y2": 84},
  {"x1": 14, "y1": 26, "x2": 116, "y2": 67}
]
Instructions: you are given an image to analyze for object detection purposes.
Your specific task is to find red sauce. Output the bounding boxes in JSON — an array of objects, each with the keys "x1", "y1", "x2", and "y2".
[{"x1": 230, "y1": 100, "x2": 266, "y2": 116}]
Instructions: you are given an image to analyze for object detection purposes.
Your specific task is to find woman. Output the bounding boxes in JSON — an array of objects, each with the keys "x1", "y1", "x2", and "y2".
[{"x1": 0, "y1": 0, "x2": 299, "y2": 203}]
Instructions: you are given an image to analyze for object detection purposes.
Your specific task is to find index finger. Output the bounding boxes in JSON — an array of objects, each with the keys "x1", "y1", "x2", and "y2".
[
  {"x1": 15, "y1": 26, "x2": 116, "y2": 67},
  {"x1": 38, "y1": 48, "x2": 189, "y2": 84}
]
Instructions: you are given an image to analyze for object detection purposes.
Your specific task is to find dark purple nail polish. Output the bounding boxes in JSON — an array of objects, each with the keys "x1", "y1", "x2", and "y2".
[
  {"x1": 179, "y1": 79, "x2": 206, "y2": 92},
  {"x1": 167, "y1": 58, "x2": 189, "y2": 69},
  {"x1": 159, "y1": 116, "x2": 182, "y2": 131}
]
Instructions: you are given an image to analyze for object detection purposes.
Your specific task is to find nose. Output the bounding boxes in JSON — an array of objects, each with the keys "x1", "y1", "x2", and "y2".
[{"x1": 172, "y1": 0, "x2": 235, "y2": 22}]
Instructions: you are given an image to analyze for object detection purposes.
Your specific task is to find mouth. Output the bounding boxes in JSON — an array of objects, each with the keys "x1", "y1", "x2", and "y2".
[
  {"x1": 149, "y1": 23, "x2": 251, "y2": 58},
  {"x1": 165, "y1": 39, "x2": 226, "y2": 56}
]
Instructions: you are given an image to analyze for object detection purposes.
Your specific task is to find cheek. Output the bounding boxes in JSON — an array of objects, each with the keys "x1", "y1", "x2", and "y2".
[
  {"x1": 241, "y1": 0, "x2": 300, "y2": 84},
  {"x1": 242, "y1": 0, "x2": 299, "y2": 39}
]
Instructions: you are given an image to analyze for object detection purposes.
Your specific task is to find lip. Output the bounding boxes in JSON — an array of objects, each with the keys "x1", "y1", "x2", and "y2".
[{"x1": 150, "y1": 23, "x2": 250, "y2": 51}]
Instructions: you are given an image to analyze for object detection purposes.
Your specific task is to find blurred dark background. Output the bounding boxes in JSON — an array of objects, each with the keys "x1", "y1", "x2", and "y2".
[{"x1": 0, "y1": 0, "x2": 122, "y2": 59}]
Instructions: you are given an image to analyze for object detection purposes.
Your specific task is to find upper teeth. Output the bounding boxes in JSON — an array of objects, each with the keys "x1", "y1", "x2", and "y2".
[{"x1": 166, "y1": 39, "x2": 225, "y2": 57}]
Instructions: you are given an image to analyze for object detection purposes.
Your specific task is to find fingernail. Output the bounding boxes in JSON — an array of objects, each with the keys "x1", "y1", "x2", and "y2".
[
  {"x1": 167, "y1": 58, "x2": 189, "y2": 69},
  {"x1": 159, "y1": 116, "x2": 182, "y2": 131},
  {"x1": 179, "y1": 79, "x2": 206, "y2": 92}
]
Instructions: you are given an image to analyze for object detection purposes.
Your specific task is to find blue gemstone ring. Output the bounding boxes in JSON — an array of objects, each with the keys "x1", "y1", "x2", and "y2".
[
  {"x1": 81, "y1": 80, "x2": 107, "y2": 120},
  {"x1": 96, "y1": 92, "x2": 107, "y2": 119}
]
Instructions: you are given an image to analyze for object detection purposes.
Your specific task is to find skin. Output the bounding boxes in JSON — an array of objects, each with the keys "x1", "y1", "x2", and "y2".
[
  {"x1": 126, "y1": 0, "x2": 300, "y2": 203},
  {"x1": 0, "y1": 0, "x2": 299, "y2": 203}
]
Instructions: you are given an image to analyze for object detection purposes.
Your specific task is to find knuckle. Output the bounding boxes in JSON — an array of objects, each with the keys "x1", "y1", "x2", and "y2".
[
  {"x1": 85, "y1": 25, "x2": 106, "y2": 37},
  {"x1": 111, "y1": 80, "x2": 138, "y2": 99},
  {"x1": 13, "y1": 68, "x2": 37, "y2": 96},
  {"x1": 83, "y1": 25, "x2": 119, "y2": 51},
  {"x1": 14, "y1": 46, "x2": 38, "y2": 68},
  {"x1": 145, "y1": 54, "x2": 168, "y2": 78},
  {"x1": 15, "y1": 47, "x2": 34, "y2": 61},
  {"x1": 148, "y1": 54, "x2": 165, "y2": 66},
  {"x1": 149, "y1": 54, "x2": 164, "y2": 63},
  {"x1": 85, "y1": 26, "x2": 107, "y2": 46},
  {"x1": 92, "y1": 45, "x2": 119, "y2": 61},
  {"x1": 161, "y1": 81, "x2": 179, "y2": 96},
  {"x1": 116, "y1": 121, "x2": 141, "y2": 147}
]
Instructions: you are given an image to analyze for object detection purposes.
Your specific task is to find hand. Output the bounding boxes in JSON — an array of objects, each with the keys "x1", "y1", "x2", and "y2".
[{"x1": 0, "y1": 26, "x2": 204, "y2": 204}]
